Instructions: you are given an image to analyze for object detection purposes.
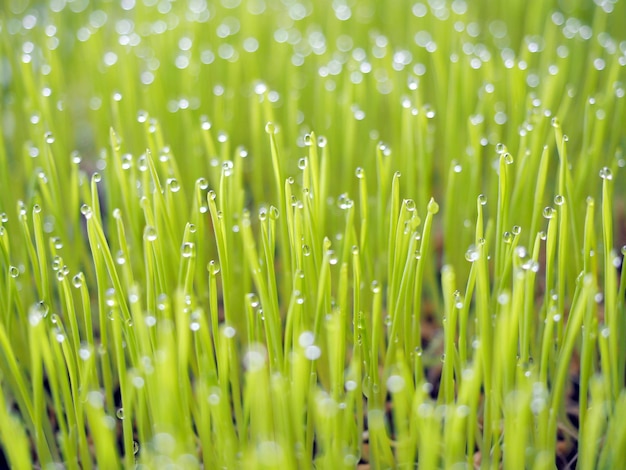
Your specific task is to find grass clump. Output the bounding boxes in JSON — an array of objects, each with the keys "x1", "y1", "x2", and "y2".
[{"x1": 1, "y1": 0, "x2": 626, "y2": 468}]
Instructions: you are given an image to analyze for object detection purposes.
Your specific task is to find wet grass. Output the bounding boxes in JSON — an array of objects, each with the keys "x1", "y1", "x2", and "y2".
[{"x1": 0, "y1": 0, "x2": 625, "y2": 468}]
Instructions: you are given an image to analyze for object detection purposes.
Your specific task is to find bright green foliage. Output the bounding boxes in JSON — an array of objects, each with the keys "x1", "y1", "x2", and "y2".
[{"x1": 0, "y1": 0, "x2": 625, "y2": 468}]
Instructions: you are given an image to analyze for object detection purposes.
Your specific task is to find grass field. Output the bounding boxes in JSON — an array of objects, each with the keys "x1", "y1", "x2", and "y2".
[{"x1": 1, "y1": 0, "x2": 625, "y2": 468}]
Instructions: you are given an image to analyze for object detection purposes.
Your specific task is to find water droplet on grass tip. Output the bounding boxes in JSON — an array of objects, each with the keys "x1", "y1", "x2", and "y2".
[
  {"x1": 208, "y1": 260, "x2": 220, "y2": 275},
  {"x1": 465, "y1": 246, "x2": 479, "y2": 262},
  {"x1": 181, "y1": 242, "x2": 194, "y2": 258},
  {"x1": 167, "y1": 178, "x2": 180, "y2": 192},
  {"x1": 80, "y1": 204, "x2": 93, "y2": 219},
  {"x1": 304, "y1": 345, "x2": 321, "y2": 360},
  {"x1": 265, "y1": 122, "x2": 276, "y2": 134},
  {"x1": 247, "y1": 293, "x2": 260, "y2": 308},
  {"x1": 543, "y1": 207, "x2": 555, "y2": 219},
  {"x1": 386, "y1": 375, "x2": 406, "y2": 393},
  {"x1": 116, "y1": 408, "x2": 125, "y2": 419},
  {"x1": 427, "y1": 198, "x2": 439, "y2": 214},
  {"x1": 554, "y1": 195, "x2": 565, "y2": 205},
  {"x1": 599, "y1": 167, "x2": 612, "y2": 180},
  {"x1": 144, "y1": 226, "x2": 157, "y2": 241}
]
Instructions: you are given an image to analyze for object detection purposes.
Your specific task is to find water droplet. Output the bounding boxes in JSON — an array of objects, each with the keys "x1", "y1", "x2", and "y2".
[
  {"x1": 44, "y1": 132, "x2": 55, "y2": 144},
  {"x1": 554, "y1": 195, "x2": 565, "y2": 206},
  {"x1": 337, "y1": 193, "x2": 353, "y2": 210},
  {"x1": 304, "y1": 345, "x2": 321, "y2": 360},
  {"x1": 181, "y1": 242, "x2": 194, "y2": 258},
  {"x1": 298, "y1": 331, "x2": 315, "y2": 348},
  {"x1": 427, "y1": 198, "x2": 439, "y2": 214},
  {"x1": 144, "y1": 226, "x2": 157, "y2": 241},
  {"x1": 200, "y1": 117, "x2": 212, "y2": 131},
  {"x1": 115, "y1": 250, "x2": 126, "y2": 265},
  {"x1": 80, "y1": 204, "x2": 93, "y2": 219},
  {"x1": 167, "y1": 178, "x2": 180, "y2": 192},
  {"x1": 79, "y1": 345, "x2": 91, "y2": 360},
  {"x1": 197, "y1": 178, "x2": 209, "y2": 190},
  {"x1": 345, "y1": 380, "x2": 357, "y2": 391},
  {"x1": 116, "y1": 408, "x2": 124, "y2": 419},
  {"x1": 386, "y1": 375, "x2": 406, "y2": 393},
  {"x1": 542, "y1": 207, "x2": 555, "y2": 219},
  {"x1": 247, "y1": 293, "x2": 260, "y2": 308},
  {"x1": 599, "y1": 167, "x2": 612, "y2": 180},
  {"x1": 208, "y1": 260, "x2": 220, "y2": 275},
  {"x1": 265, "y1": 122, "x2": 276, "y2": 134},
  {"x1": 465, "y1": 245, "x2": 479, "y2": 262},
  {"x1": 298, "y1": 157, "x2": 308, "y2": 170}
]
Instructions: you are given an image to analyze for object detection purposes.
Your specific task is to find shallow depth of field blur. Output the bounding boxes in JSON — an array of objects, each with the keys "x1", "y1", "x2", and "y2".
[{"x1": 1, "y1": 0, "x2": 626, "y2": 468}]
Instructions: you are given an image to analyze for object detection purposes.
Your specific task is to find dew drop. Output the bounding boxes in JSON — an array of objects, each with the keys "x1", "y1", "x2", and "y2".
[
  {"x1": 80, "y1": 204, "x2": 93, "y2": 219},
  {"x1": 304, "y1": 345, "x2": 322, "y2": 360},
  {"x1": 599, "y1": 167, "x2": 612, "y2": 180},
  {"x1": 427, "y1": 198, "x2": 439, "y2": 214},
  {"x1": 465, "y1": 246, "x2": 479, "y2": 262},
  {"x1": 265, "y1": 121, "x2": 276, "y2": 134},
  {"x1": 167, "y1": 178, "x2": 180, "y2": 192},
  {"x1": 144, "y1": 226, "x2": 157, "y2": 241},
  {"x1": 386, "y1": 375, "x2": 406, "y2": 393},
  {"x1": 181, "y1": 242, "x2": 194, "y2": 258}
]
